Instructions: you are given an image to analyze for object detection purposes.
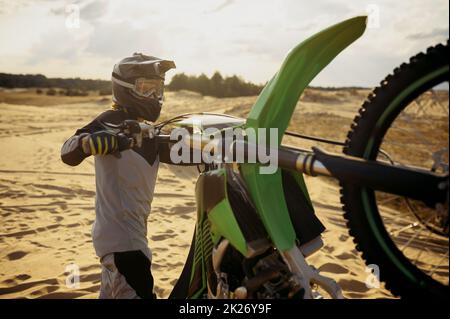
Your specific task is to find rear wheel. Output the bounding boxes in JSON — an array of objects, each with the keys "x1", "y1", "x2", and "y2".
[{"x1": 340, "y1": 42, "x2": 449, "y2": 299}]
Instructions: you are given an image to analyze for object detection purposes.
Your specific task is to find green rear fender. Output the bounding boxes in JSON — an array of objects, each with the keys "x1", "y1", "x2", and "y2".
[{"x1": 241, "y1": 16, "x2": 367, "y2": 251}]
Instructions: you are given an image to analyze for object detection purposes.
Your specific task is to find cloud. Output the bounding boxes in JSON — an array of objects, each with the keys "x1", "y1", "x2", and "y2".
[
  {"x1": 0, "y1": 0, "x2": 35, "y2": 15},
  {"x1": 407, "y1": 27, "x2": 449, "y2": 41},
  {"x1": 1, "y1": 0, "x2": 448, "y2": 86},
  {"x1": 208, "y1": 0, "x2": 235, "y2": 13},
  {"x1": 85, "y1": 21, "x2": 162, "y2": 60},
  {"x1": 25, "y1": 28, "x2": 88, "y2": 66},
  {"x1": 50, "y1": 0, "x2": 108, "y2": 23},
  {"x1": 80, "y1": 0, "x2": 109, "y2": 23}
]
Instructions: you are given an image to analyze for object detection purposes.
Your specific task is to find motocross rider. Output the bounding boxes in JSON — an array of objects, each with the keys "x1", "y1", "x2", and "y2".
[{"x1": 61, "y1": 53, "x2": 176, "y2": 299}]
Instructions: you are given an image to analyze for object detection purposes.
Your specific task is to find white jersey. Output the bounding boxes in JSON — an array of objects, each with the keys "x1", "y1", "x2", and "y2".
[
  {"x1": 92, "y1": 150, "x2": 159, "y2": 260},
  {"x1": 61, "y1": 110, "x2": 160, "y2": 260}
]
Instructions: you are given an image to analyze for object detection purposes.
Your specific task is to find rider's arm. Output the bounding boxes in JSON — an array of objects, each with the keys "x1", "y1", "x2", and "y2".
[
  {"x1": 61, "y1": 110, "x2": 127, "y2": 166},
  {"x1": 157, "y1": 140, "x2": 175, "y2": 165},
  {"x1": 61, "y1": 133, "x2": 91, "y2": 166}
]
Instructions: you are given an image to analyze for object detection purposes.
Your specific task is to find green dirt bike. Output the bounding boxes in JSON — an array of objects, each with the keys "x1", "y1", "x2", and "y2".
[{"x1": 106, "y1": 16, "x2": 449, "y2": 299}]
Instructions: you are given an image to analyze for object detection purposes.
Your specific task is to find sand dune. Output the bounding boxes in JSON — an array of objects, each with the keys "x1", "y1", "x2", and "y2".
[{"x1": 0, "y1": 88, "x2": 446, "y2": 299}]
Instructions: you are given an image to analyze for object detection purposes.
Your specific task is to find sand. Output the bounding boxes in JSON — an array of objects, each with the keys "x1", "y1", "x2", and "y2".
[{"x1": 0, "y1": 88, "x2": 446, "y2": 299}]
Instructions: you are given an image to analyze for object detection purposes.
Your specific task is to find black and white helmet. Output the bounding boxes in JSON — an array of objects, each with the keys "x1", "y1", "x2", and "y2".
[{"x1": 112, "y1": 53, "x2": 176, "y2": 122}]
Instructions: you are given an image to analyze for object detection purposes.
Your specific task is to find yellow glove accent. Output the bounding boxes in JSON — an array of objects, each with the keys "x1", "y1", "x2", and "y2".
[
  {"x1": 96, "y1": 136, "x2": 103, "y2": 155},
  {"x1": 103, "y1": 136, "x2": 108, "y2": 155},
  {"x1": 89, "y1": 137, "x2": 96, "y2": 155}
]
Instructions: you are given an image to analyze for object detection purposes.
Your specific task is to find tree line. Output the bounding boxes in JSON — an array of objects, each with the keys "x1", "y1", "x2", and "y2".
[
  {"x1": 0, "y1": 72, "x2": 265, "y2": 98},
  {"x1": 1, "y1": 72, "x2": 367, "y2": 98},
  {"x1": 167, "y1": 72, "x2": 264, "y2": 97},
  {"x1": 0, "y1": 73, "x2": 112, "y2": 94}
]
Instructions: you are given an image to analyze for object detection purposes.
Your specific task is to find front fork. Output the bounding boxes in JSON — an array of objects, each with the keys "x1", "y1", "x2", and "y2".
[
  {"x1": 281, "y1": 246, "x2": 344, "y2": 299},
  {"x1": 208, "y1": 239, "x2": 344, "y2": 299}
]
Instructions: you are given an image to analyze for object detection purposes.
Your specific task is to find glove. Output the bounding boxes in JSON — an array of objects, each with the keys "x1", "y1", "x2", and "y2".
[{"x1": 82, "y1": 131, "x2": 133, "y2": 156}]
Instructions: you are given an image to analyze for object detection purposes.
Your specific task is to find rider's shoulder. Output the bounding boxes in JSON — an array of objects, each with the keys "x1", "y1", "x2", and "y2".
[{"x1": 94, "y1": 108, "x2": 127, "y2": 125}]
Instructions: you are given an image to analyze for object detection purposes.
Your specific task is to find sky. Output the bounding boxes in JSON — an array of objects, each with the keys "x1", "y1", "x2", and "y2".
[{"x1": 0, "y1": 0, "x2": 448, "y2": 87}]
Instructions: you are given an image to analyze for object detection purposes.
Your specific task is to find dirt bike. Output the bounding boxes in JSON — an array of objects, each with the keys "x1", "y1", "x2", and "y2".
[{"x1": 104, "y1": 16, "x2": 449, "y2": 299}]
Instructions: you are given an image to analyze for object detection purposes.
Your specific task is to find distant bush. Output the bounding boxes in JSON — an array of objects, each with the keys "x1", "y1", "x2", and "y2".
[
  {"x1": 65, "y1": 89, "x2": 88, "y2": 96},
  {"x1": 98, "y1": 88, "x2": 111, "y2": 96},
  {"x1": 36, "y1": 88, "x2": 43, "y2": 94},
  {"x1": 46, "y1": 88, "x2": 57, "y2": 96}
]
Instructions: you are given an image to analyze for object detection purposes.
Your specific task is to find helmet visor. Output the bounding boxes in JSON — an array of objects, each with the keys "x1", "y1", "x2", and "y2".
[{"x1": 133, "y1": 78, "x2": 164, "y2": 98}]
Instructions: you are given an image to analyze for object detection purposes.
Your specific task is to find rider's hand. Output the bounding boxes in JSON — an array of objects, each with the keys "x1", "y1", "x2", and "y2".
[{"x1": 81, "y1": 131, "x2": 133, "y2": 156}]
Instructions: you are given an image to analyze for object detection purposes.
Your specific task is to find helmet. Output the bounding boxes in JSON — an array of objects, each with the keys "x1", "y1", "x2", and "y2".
[{"x1": 112, "y1": 53, "x2": 176, "y2": 121}]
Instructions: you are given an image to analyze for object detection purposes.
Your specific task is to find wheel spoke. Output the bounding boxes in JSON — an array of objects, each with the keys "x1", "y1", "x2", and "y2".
[
  {"x1": 428, "y1": 250, "x2": 449, "y2": 277},
  {"x1": 399, "y1": 112, "x2": 436, "y2": 149},
  {"x1": 399, "y1": 214, "x2": 435, "y2": 252},
  {"x1": 378, "y1": 194, "x2": 400, "y2": 205},
  {"x1": 430, "y1": 89, "x2": 449, "y2": 116},
  {"x1": 413, "y1": 96, "x2": 427, "y2": 117},
  {"x1": 390, "y1": 222, "x2": 419, "y2": 237}
]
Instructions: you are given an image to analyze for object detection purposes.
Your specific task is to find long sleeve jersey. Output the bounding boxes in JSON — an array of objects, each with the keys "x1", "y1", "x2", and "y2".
[{"x1": 61, "y1": 109, "x2": 163, "y2": 260}]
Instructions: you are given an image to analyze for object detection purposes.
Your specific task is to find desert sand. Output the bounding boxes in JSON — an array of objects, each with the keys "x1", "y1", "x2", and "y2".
[{"x1": 0, "y1": 88, "x2": 446, "y2": 299}]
